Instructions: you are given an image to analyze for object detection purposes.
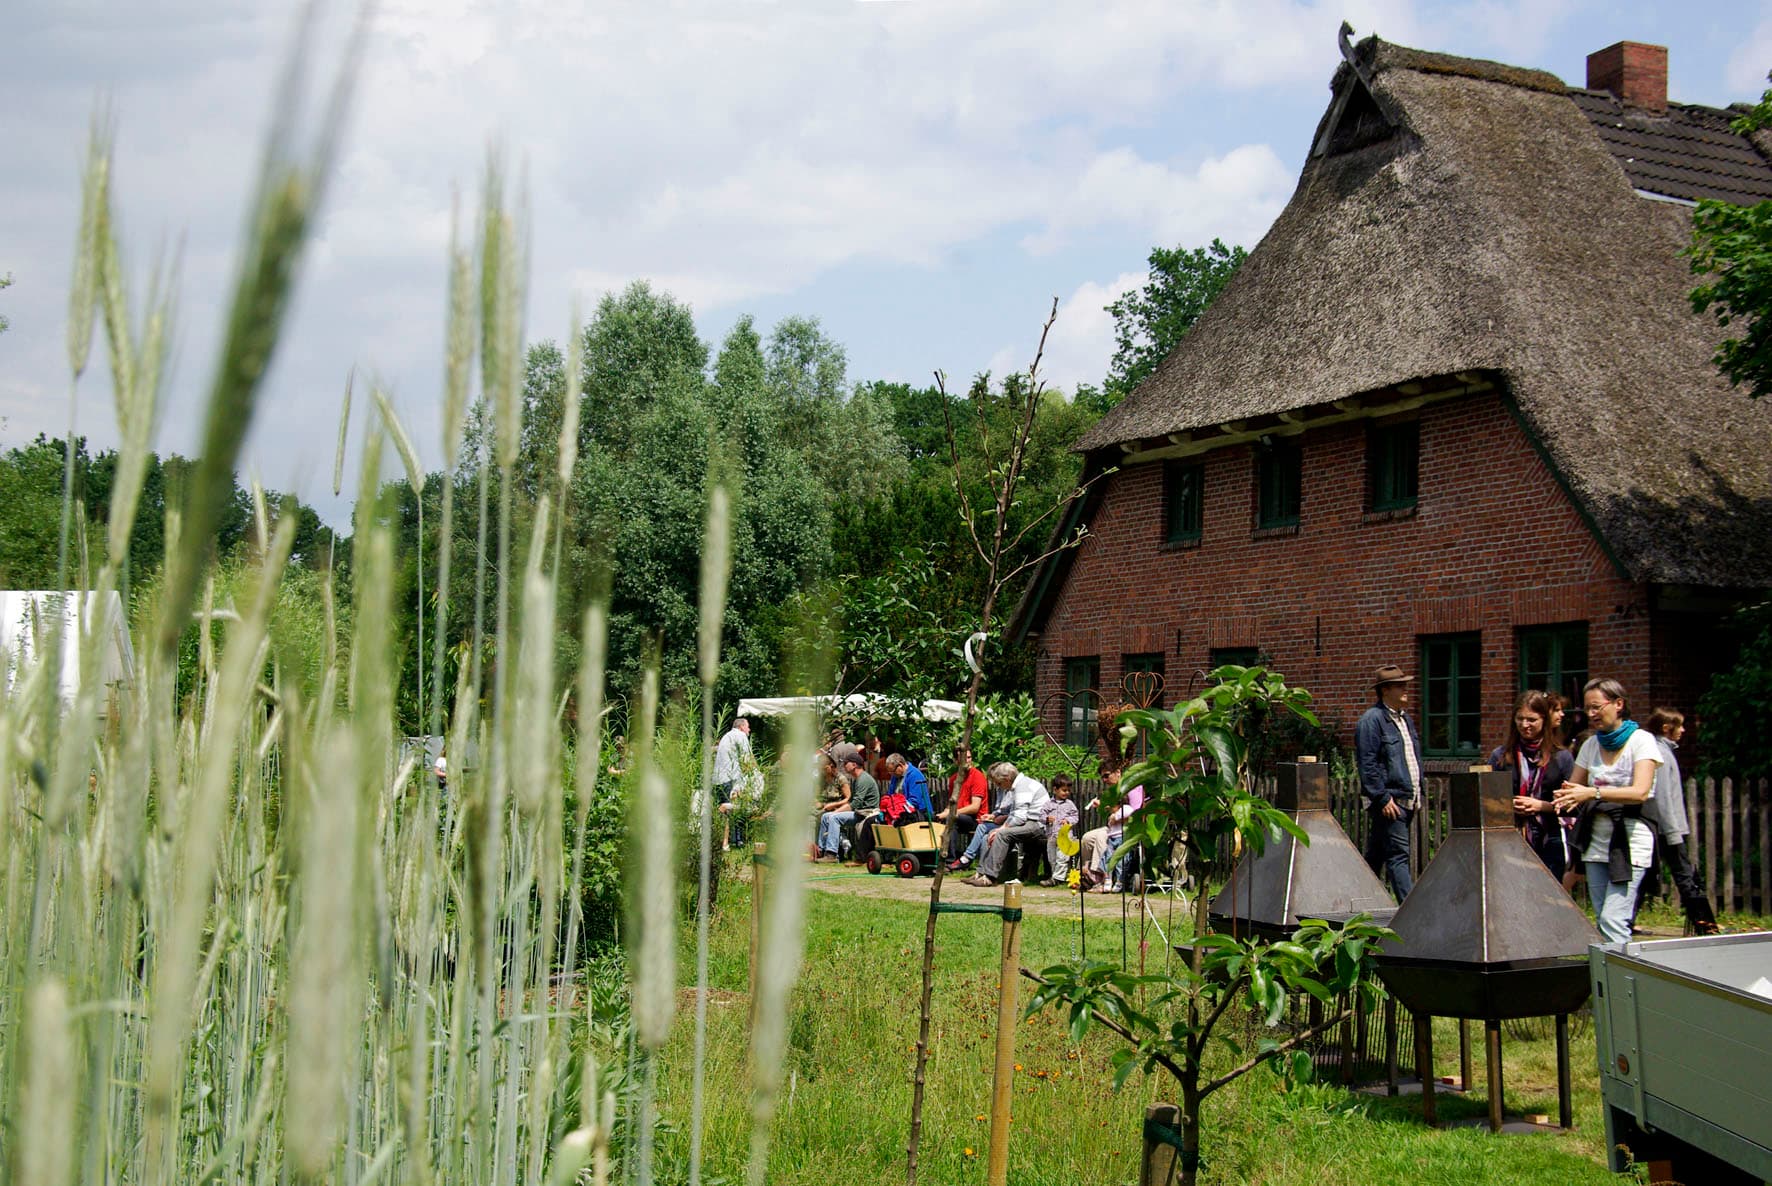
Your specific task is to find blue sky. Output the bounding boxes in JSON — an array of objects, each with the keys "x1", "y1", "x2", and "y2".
[{"x1": 3, "y1": 0, "x2": 1769, "y2": 526}]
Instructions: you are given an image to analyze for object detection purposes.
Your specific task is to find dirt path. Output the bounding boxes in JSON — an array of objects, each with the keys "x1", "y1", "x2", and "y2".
[
  {"x1": 791, "y1": 859, "x2": 1691, "y2": 936},
  {"x1": 802, "y1": 862, "x2": 1153, "y2": 919}
]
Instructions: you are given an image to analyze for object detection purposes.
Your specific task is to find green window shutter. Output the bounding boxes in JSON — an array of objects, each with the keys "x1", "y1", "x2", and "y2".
[
  {"x1": 1257, "y1": 441, "x2": 1301, "y2": 528},
  {"x1": 1518, "y1": 623, "x2": 1589, "y2": 706},
  {"x1": 1368, "y1": 421, "x2": 1419, "y2": 511},
  {"x1": 1064, "y1": 657, "x2": 1100, "y2": 747},
  {"x1": 1420, "y1": 632, "x2": 1481, "y2": 758},
  {"x1": 1164, "y1": 462, "x2": 1203, "y2": 542}
]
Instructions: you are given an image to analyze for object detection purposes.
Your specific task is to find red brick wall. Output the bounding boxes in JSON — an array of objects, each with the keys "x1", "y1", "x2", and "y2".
[{"x1": 1035, "y1": 391, "x2": 1657, "y2": 763}]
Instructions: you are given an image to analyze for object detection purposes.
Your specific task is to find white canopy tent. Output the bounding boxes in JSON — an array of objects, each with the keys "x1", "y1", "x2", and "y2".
[
  {"x1": 0, "y1": 590, "x2": 136, "y2": 703},
  {"x1": 735, "y1": 693, "x2": 965, "y2": 723}
]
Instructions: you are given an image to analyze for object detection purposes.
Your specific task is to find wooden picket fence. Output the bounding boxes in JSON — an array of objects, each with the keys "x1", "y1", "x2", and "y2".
[
  {"x1": 1054, "y1": 771, "x2": 1772, "y2": 917},
  {"x1": 1683, "y1": 776, "x2": 1772, "y2": 917}
]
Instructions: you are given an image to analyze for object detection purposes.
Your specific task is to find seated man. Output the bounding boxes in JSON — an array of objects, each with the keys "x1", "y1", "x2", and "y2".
[
  {"x1": 884, "y1": 752, "x2": 933, "y2": 820},
  {"x1": 962, "y1": 762, "x2": 1049, "y2": 887},
  {"x1": 815, "y1": 755, "x2": 877, "y2": 863},
  {"x1": 944, "y1": 745, "x2": 990, "y2": 862}
]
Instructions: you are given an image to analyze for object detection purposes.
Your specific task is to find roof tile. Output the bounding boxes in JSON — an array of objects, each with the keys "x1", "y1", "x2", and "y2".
[{"x1": 1570, "y1": 88, "x2": 1772, "y2": 204}]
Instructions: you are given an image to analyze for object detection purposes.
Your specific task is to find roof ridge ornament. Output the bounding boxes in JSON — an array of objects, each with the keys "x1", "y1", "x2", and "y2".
[{"x1": 1313, "y1": 22, "x2": 1403, "y2": 158}]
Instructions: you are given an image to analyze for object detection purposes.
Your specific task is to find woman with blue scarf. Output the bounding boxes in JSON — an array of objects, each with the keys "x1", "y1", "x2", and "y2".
[{"x1": 1553, "y1": 677, "x2": 1661, "y2": 943}]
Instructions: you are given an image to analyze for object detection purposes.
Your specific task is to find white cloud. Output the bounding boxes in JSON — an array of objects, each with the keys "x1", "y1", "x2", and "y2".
[
  {"x1": 2, "y1": 0, "x2": 1460, "y2": 515},
  {"x1": 986, "y1": 270, "x2": 1144, "y2": 395},
  {"x1": 1726, "y1": 19, "x2": 1772, "y2": 97},
  {"x1": 1025, "y1": 143, "x2": 1294, "y2": 256}
]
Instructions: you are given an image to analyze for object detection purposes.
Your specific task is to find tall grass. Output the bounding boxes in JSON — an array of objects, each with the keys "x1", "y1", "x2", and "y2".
[{"x1": 0, "y1": 19, "x2": 819, "y2": 1186}]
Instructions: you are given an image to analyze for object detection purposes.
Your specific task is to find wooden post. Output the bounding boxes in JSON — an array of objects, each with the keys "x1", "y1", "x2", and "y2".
[
  {"x1": 749, "y1": 841, "x2": 766, "y2": 1027},
  {"x1": 1484, "y1": 1018, "x2": 1504, "y2": 1133},
  {"x1": 1684, "y1": 777, "x2": 1698, "y2": 882},
  {"x1": 1458, "y1": 1019, "x2": 1472, "y2": 1090},
  {"x1": 1750, "y1": 780, "x2": 1764, "y2": 921},
  {"x1": 1704, "y1": 777, "x2": 1718, "y2": 905},
  {"x1": 1722, "y1": 778, "x2": 1735, "y2": 913},
  {"x1": 1738, "y1": 781, "x2": 1751, "y2": 915},
  {"x1": 1140, "y1": 1102, "x2": 1181, "y2": 1186},
  {"x1": 1555, "y1": 1013, "x2": 1573, "y2": 1130},
  {"x1": 1414, "y1": 1012, "x2": 1436, "y2": 1127},
  {"x1": 986, "y1": 882, "x2": 1023, "y2": 1186}
]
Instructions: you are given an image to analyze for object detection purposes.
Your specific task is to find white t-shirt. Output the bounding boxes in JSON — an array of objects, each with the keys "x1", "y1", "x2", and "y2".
[{"x1": 1577, "y1": 730, "x2": 1661, "y2": 868}]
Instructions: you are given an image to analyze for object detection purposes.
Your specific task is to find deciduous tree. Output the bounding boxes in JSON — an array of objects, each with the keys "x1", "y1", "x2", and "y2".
[{"x1": 1099, "y1": 238, "x2": 1246, "y2": 408}]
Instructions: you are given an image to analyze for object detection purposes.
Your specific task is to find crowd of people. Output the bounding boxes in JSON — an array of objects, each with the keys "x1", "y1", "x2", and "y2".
[
  {"x1": 801, "y1": 731, "x2": 1144, "y2": 891},
  {"x1": 1357, "y1": 664, "x2": 1720, "y2": 944},
  {"x1": 708, "y1": 666, "x2": 1723, "y2": 942}
]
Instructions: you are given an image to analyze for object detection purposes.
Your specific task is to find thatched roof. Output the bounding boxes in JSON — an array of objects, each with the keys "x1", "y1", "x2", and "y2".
[{"x1": 1073, "y1": 36, "x2": 1772, "y2": 587}]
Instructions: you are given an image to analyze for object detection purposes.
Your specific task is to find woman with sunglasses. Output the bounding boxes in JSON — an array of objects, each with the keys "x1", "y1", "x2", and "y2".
[{"x1": 1553, "y1": 677, "x2": 1660, "y2": 943}]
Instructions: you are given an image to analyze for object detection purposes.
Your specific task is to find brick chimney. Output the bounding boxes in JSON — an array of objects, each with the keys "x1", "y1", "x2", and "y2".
[{"x1": 1587, "y1": 41, "x2": 1668, "y2": 112}]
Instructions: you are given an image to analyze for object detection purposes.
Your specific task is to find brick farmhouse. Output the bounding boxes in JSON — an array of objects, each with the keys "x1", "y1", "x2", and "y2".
[{"x1": 1014, "y1": 35, "x2": 1772, "y2": 769}]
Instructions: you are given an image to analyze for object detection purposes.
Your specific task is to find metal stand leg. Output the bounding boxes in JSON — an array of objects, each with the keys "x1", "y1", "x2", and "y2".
[
  {"x1": 1555, "y1": 1013, "x2": 1573, "y2": 1130},
  {"x1": 1339, "y1": 1005, "x2": 1356, "y2": 1084},
  {"x1": 1384, "y1": 998, "x2": 1399, "y2": 1097},
  {"x1": 1459, "y1": 1019, "x2": 1473, "y2": 1090},
  {"x1": 1485, "y1": 1018, "x2": 1504, "y2": 1133},
  {"x1": 1414, "y1": 1012, "x2": 1436, "y2": 1127}
]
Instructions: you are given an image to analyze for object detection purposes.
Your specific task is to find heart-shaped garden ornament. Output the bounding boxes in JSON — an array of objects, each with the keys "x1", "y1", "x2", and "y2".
[
  {"x1": 1120, "y1": 670, "x2": 1165, "y2": 710},
  {"x1": 1037, "y1": 687, "x2": 1102, "y2": 780}
]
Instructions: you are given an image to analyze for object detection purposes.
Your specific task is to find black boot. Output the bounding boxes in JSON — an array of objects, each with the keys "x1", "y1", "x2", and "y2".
[{"x1": 1685, "y1": 895, "x2": 1721, "y2": 936}]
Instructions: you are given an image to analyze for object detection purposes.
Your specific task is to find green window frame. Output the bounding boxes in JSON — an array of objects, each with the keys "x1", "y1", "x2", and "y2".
[
  {"x1": 1208, "y1": 646, "x2": 1261, "y2": 671},
  {"x1": 1519, "y1": 623, "x2": 1589, "y2": 705},
  {"x1": 1064, "y1": 657, "x2": 1100, "y2": 748},
  {"x1": 1256, "y1": 440, "x2": 1302, "y2": 529},
  {"x1": 1367, "y1": 421, "x2": 1419, "y2": 511},
  {"x1": 1419, "y1": 632, "x2": 1482, "y2": 759},
  {"x1": 1163, "y1": 462, "x2": 1203, "y2": 543}
]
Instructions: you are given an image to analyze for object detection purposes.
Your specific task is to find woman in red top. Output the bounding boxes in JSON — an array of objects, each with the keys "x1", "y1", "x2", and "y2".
[{"x1": 944, "y1": 744, "x2": 989, "y2": 863}]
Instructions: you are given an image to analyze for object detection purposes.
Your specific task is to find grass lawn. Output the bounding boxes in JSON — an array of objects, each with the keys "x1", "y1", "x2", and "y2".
[{"x1": 644, "y1": 858, "x2": 1762, "y2": 1185}]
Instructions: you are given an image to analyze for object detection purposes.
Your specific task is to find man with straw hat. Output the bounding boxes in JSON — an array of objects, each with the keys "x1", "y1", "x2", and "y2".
[{"x1": 1355, "y1": 664, "x2": 1423, "y2": 897}]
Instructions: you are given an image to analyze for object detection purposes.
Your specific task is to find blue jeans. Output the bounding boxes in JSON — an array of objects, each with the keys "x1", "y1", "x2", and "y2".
[
  {"x1": 1365, "y1": 806, "x2": 1413, "y2": 898},
  {"x1": 1587, "y1": 861, "x2": 1648, "y2": 944},
  {"x1": 818, "y1": 810, "x2": 859, "y2": 856},
  {"x1": 959, "y1": 819, "x2": 999, "y2": 864}
]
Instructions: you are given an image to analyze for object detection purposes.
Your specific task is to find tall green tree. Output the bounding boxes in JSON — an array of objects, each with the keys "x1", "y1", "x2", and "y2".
[
  {"x1": 1689, "y1": 72, "x2": 1772, "y2": 399},
  {"x1": 1094, "y1": 238, "x2": 1246, "y2": 410}
]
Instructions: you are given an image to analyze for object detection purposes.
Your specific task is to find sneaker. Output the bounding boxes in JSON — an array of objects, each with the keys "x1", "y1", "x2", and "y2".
[
  {"x1": 961, "y1": 875, "x2": 996, "y2": 888},
  {"x1": 1038, "y1": 878, "x2": 1060, "y2": 888},
  {"x1": 946, "y1": 859, "x2": 971, "y2": 872}
]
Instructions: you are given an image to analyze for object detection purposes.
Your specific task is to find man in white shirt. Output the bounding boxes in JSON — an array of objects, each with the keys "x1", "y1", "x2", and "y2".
[
  {"x1": 962, "y1": 762, "x2": 1049, "y2": 887},
  {"x1": 712, "y1": 716, "x2": 754, "y2": 848}
]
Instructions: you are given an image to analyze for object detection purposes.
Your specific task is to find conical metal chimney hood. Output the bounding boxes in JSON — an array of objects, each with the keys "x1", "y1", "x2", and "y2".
[
  {"x1": 1210, "y1": 761, "x2": 1395, "y2": 940},
  {"x1": 1378, "y1": 768, "x2": 1599, "y2": 1020}
]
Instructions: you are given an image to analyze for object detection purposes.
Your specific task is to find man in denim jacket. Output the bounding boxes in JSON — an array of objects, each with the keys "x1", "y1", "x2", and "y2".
[{"x1": 1355, "y1": 664, "x2": 1423, "y2": 897}]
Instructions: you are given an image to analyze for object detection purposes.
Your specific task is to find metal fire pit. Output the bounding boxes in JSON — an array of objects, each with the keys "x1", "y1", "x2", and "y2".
[
  {"x1": 1206, "y1": 762, "x2": 1400, "y2": 1085},
  {"x1": 1210, "y1": 761, "x2": 1396, "y2": 942},
  {"x1": 1376, "y1": 768, "x2": 1601, "y2": 1131}
]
